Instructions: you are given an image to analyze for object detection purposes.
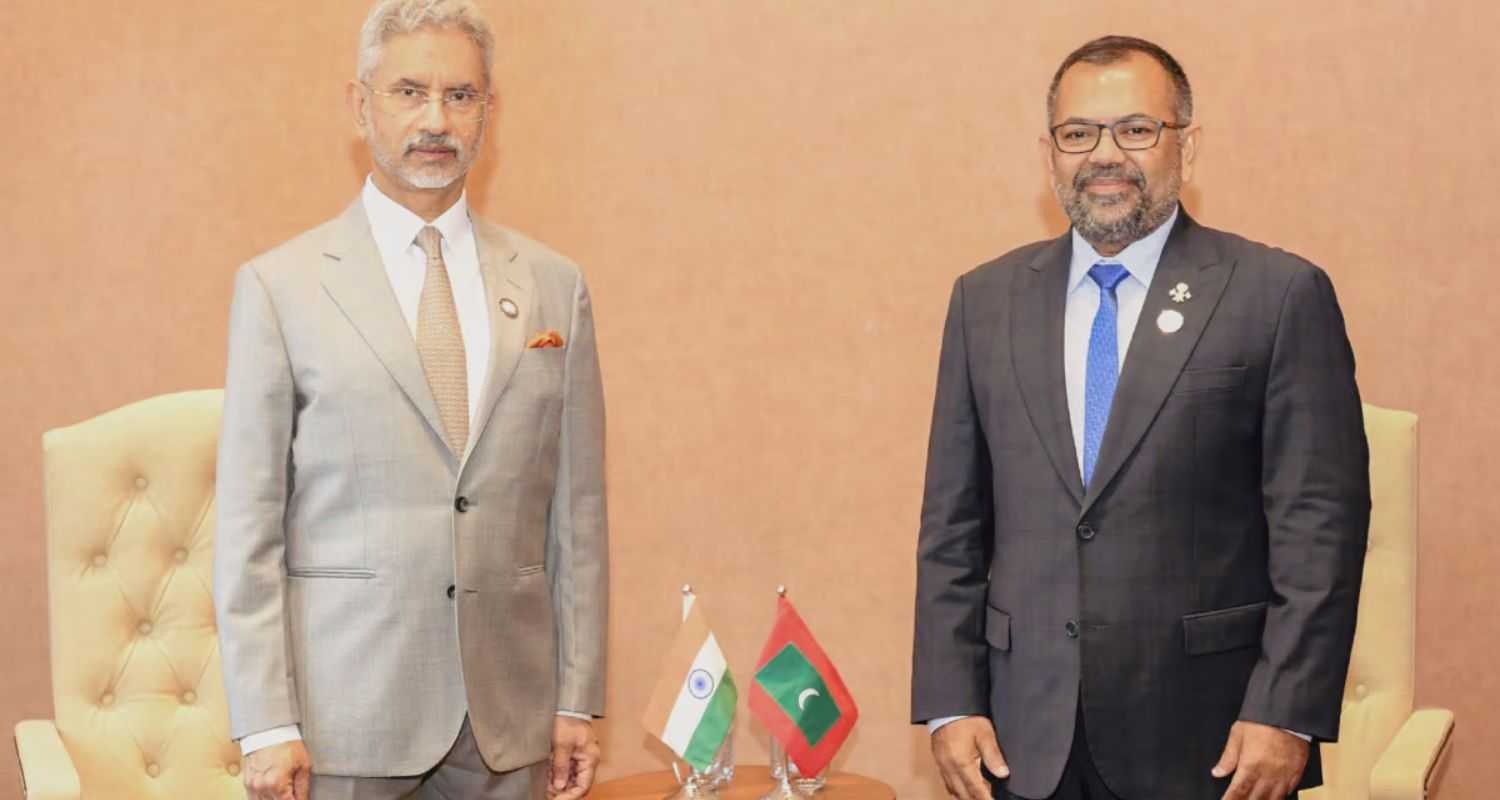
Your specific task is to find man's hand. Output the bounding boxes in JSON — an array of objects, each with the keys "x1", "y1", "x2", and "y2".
[
  {"x1": 1213, "y1": 720, "x2": 1309, "y2": 799},
  {"x1": 243, "y1": 740, "x2": 311, "y2": 800},
  {"x1": 931, "y1": 717, "x2": 1009, "y2": 800},
  {"x1": 548, "y1": 716, "x2": 601, "y2": 800}
]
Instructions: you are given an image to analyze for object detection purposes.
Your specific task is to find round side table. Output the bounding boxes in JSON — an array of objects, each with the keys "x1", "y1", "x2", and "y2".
[{"x1": 589, "y1": 766, "x2": 895, "y2": 800}]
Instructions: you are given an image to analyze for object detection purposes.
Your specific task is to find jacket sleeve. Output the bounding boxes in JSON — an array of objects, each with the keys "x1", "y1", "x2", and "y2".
[
  {"x1": 1241, "y1": 263, "x2": 1371, "y2": 741},
  {"x1": 912, "y1": 275, "x2": 996, "y2": 723},
  {"x1": 213, "y1": 263, "x2": 302, "y2": 739},
  {"x1": 547, "y1": 271, "x2": 609, "y2": 716}
]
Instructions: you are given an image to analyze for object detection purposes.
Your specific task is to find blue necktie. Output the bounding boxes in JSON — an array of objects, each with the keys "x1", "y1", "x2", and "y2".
[{"x1": 1083, "y1": 262, "x2": 1130, "y2": 488}]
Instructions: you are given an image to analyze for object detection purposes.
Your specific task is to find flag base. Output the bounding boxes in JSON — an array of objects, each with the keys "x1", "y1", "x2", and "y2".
[
  {"x1": 663, "y1": 773, "x2": 721, "y2": 800},
  {"x1": 755, "y1": 778, "x2": 820, "y2": 800},
  {"x1": 758, "y1": 736, "x2": 826, "y2": 799}
]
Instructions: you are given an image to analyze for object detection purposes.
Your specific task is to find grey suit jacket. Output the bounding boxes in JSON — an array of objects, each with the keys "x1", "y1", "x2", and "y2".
[
  {"x1": 214, "y1": 198, "x2": 608, "y2": 776},
  {"x1": 912, "y1": 212, "x2": 1369, "y2": 799}
]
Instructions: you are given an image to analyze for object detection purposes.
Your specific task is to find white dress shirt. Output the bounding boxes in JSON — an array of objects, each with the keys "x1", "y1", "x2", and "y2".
[
  {"x1": 928, "y1": 207, "x2": 1308, "y2": 742},
  {"x1": 239, "y1": 178, "x2": 584, "y2": 757}
]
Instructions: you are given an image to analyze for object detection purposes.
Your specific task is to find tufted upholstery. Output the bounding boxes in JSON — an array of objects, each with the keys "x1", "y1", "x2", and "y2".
[
  {"x1": 15, "y1": 390, "x2": 243, "y2": 799},
  {"x1": 1299, "y1": 405, "x2": 1454, "y2": 800}
]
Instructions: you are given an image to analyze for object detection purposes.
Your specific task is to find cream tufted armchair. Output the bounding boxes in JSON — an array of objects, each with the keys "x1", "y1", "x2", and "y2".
[
  {"x1": 15, "y1": 390, "x2": 243, "y2": 799},
  {"x1": 1300, "y1": 404, "x2": 1454, "y2": 799}
]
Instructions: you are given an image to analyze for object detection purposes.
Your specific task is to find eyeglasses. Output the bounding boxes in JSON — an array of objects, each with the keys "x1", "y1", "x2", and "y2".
[
  {"x1": 1050, "y1": 116, "x2": 1187, "y2": 154},
  {"x1": 362, "y1": 82, "x2": 490, "y2": 120}
]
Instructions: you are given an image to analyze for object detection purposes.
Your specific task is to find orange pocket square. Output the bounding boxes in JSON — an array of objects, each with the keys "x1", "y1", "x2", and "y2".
[{"x1": 526, "y1": 330, "x2": 565, "y2": 349}]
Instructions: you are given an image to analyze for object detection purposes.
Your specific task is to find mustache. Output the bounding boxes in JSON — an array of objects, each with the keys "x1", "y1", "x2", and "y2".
[
  {"x1": 1073, "y1": 164, "x2": 1145, "y2": 192},
  {"x1": 404, "y1": 134, "x2": 461, "y2": 155}
]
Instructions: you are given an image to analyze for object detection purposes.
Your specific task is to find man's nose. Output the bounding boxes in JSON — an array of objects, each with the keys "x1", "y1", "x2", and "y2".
[
  {"x1": 1088, "y1": 127, "x2": 1125, "y2": 164},
  {"x1": 416, "y1": 95, "x2": 451, "y2": 134}
]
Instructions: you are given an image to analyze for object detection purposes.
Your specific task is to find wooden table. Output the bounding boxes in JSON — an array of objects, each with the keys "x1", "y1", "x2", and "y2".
[{"x1": 589, "y1": 766, "x2": 895, "y2": 800}]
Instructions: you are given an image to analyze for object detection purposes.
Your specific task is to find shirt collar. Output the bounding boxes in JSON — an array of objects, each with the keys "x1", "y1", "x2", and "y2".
[
  {"x1": 361, "y1": 175, "x2": 473, "y2": 260},
  {"x1": 1067, "y1": 204, "x2": 1180, "y2": 293}
]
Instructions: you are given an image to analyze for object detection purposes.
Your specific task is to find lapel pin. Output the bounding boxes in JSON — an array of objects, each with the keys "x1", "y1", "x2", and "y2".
[
  {"x1": 1169, "y1": 282, "x2": 1192, "y2": 303},
  {"x1": 1157, "y1": 309, "x2": 1185, "y2": 334},
  {"x1": 498, "y1": 298, "x2": 519, "y2": 318}
]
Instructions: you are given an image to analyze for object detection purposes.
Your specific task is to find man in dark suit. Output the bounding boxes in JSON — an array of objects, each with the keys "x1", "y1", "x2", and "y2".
[{"x1": 911, "y1": 36, "x2": 1370, "y2": 800}]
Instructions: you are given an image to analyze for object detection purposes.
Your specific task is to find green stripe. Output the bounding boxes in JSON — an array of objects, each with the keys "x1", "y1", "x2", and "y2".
[{"x1": 682, "y1": 671, "x2": 738, "y2": 770}]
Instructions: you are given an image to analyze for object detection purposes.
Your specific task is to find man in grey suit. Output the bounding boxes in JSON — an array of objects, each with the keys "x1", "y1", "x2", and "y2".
[
  {"x1": 911, "y1": 36, "x2": 1369, "y2": 800},
  {"x1": 214, "y1": 2, "x2": 608, "y2": 799}
]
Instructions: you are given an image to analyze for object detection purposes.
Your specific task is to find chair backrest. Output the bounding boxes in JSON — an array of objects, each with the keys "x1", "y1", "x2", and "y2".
[
  {"x1": 42, "y1": 390, "x2": 243, "y2": 799},
  {"x1": 1311, "y1": 404, "x2": 1420, "y2": 798}
]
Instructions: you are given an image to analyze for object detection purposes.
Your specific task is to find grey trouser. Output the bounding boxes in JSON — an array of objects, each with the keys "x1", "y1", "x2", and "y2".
[{"x1": 310, "y1": 717, "x2": 544, "y2": 800}]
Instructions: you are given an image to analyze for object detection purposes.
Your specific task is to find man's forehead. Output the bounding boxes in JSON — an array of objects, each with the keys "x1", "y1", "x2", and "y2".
[
  {"x1": 370, "y1": 27, "x2": 486, "y2": 82},
  {"x1": 1052, "y1": 55, "x2": 1175, "y2": 120}
]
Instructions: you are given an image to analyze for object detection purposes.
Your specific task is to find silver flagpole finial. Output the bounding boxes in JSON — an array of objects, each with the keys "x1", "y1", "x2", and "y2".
[
  {"x1": 681, "y1": 584, "x2": 693, "y2": 595},
  {"x1": 776, "y1": 585, "x2": 787, "y2": 596}
]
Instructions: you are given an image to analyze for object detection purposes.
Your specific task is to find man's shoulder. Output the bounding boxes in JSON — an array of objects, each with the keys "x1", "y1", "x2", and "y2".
[
  {"x1": 473, "y1": 216, "x2": 589, "y2": 296},
  {"x1": 237, "y1": 212, "x2": 349, "y2": 285},
  {"x1": 1190, "y1": 219, "x2": 1328, "y2": 284},
  {"x1": 960, "y1": 235, "x2": 1064, "y2": 290}
]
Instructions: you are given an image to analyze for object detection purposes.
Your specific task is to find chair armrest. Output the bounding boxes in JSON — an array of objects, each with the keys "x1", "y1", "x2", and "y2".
[
  {"x1": 13, "y1": 720, "x2": 81, "y2": 800},
  {"x1": 1370, "y1": 707, "x2": 1455, "y2": 800}
]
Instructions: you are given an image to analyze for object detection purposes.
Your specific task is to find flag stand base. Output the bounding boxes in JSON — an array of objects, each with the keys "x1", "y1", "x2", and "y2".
[
  {"x1": 663, "y1": 772, "x2": 721, "y2": 800},
  {"x1": 756, "y1": 737, "x2": 824, "y2": 799}
]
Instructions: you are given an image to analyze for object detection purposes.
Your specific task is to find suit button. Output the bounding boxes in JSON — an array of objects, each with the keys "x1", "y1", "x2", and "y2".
[
  {"x1": 1076, "y1": 523, "x2": 1096, "y2": 541},
  {"x1": 455, "y1": 496, "x2": 470, "y2": 512},
  {"x1": 1064, "y1": 620, "x2": 1080, "y2": 638},
  {"x1": 447, "y1": 584, "x2": 456, "y2": 599}
]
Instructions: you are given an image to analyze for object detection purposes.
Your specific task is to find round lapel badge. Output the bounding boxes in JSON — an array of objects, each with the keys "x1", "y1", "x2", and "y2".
[
  {"x1": 498, "y1": 298, "x2": 519, "y2": 318},
  {"x1": 1157, "y1": 309, "x2": 1185, "y2": 334}
]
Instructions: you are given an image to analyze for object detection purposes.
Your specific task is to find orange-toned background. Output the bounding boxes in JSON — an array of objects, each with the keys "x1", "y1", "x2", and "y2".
[{"x1": 3, "y1": 2, "x2": 1495, "y2": 798}]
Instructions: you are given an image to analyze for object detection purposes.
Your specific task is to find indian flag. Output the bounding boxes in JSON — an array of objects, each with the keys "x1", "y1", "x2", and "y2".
[{"x1": 641, "y1": 595, "x2": 737, "y2": 771}]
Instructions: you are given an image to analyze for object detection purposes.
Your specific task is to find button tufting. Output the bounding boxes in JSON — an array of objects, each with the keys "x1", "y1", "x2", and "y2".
[
  {"x1": 227, "y1": 763, "x2": 240, "y2": 776},
  {"x1": 100, "y1": 692, "x2": 115, "y2": 707},
  {"x1": 146, "y1": 763, "x2": 160, "y2": 778},
  {"x1": 1355, "y1": 684, "x2": 1368, "y2": 699},
  {"x1": 181, "y1": 691, "x2": 197, "y2": 704},
  {"x1": 138, "y1": 621, "x2": 153, "y2": 636},
  {"x1": 92, "y1": 553, "x2": 108, "y2": 567},
  {"x1": 173, "y1": 548, "x2": 188, "y2": 563},
  {"x1": 135, "y1": 477, "x2": 148, "y2": 490}
]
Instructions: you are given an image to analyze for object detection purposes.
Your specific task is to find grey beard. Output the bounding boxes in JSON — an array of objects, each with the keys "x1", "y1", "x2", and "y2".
[{"x1": 1062, "y1": 172, "x2": 1180, "y2": 251}]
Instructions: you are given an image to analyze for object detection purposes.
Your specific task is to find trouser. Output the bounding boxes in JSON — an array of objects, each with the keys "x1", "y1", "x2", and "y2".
[
  {"x1": 998, "y1": 705, "x2": 1296, "y2": 800},
  {"x1": 310, "y1": 716, "x2": 544, "y2": 800}
]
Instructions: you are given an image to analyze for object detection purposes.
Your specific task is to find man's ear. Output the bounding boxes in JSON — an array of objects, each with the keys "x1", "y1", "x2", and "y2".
[
  {"x1": 346, "y1": 80, "x2": 371, "y2": 139},
  {"x1": 1179, "y1": 124, "x2": 1201, "y2": 184},
  {"x1": 1039, "y1": 133, "x2": 1059, "y2": 191}
]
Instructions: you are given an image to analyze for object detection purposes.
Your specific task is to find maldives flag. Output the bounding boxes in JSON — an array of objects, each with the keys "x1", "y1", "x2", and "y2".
[{"x1": 749, "y1": 596, "x2": 859, "y2": 777}]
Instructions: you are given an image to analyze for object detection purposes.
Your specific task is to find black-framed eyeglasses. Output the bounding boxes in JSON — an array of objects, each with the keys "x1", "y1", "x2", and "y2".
[{"x1": 1049, "y1": 116, "x2": 1187, "y2": 154}]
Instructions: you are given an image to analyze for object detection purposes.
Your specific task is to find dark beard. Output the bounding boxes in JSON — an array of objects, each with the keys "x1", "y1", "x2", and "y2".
[{"x1": 1062, "y1": 164, "x2": 1179, "y2": 251}]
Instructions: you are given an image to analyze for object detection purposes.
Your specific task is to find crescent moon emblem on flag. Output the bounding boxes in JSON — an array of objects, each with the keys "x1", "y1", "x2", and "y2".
[{"x1": 797, "y1": 688, "x2": 821, "y2": 710}]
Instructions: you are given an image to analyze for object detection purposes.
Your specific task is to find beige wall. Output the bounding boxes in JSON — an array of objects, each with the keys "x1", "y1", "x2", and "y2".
[{"x1": 3, "y1": 2, "x2": 1495, "y2": 798}]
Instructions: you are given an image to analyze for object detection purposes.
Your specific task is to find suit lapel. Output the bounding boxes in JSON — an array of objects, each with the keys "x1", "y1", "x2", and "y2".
[
  {"x1": 1080, "y1": 213, "x2": 1234, "y2": 515},
  {"x1": 1011, "y1": 233, "x2": 1085, "y2": 505},
  {"x1": 462, "y1": 217, "x2": 530, "y2": 465},
  {"x1": 318, "y1": 199, "x2": 448, "y2": 450}
]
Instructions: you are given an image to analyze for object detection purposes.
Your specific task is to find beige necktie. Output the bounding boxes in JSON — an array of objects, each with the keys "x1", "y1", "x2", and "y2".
[{"x1": 414, "y1": 225, "x2": 469, "y2": 455}]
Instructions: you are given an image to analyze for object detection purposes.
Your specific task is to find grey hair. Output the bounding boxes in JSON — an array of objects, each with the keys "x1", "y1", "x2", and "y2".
[{"x1": 356, "y1": 0, "x2": 495, "y2": 87}]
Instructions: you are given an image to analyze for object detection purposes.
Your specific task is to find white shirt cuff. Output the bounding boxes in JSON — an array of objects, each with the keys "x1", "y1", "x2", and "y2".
[
  {"x1": 557, "y1": 710, "x2": 592, "y2": 720},
  {"x1": 926, "y1": 715, "x2": 973, "y2": 734},
  {"x1": 1283, "y1": 728, "x2": 1312, "y2": 742},
  {"x1": 239, "y1": 724, "x2": 302, "y2": 756}
]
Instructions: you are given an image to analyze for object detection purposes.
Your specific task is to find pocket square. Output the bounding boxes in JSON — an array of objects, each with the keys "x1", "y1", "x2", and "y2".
[{"x1": 526, "y1": 330, "x2": 565, "y2": 349}]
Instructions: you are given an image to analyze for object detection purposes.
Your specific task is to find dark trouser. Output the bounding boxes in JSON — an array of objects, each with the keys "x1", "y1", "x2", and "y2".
[
  {"x1": 995, "y1": 705, "x2": 1297, "y2": 800},
  {"x1": 998, "y1": 705, "x2": 1120, "y2": 800}
]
